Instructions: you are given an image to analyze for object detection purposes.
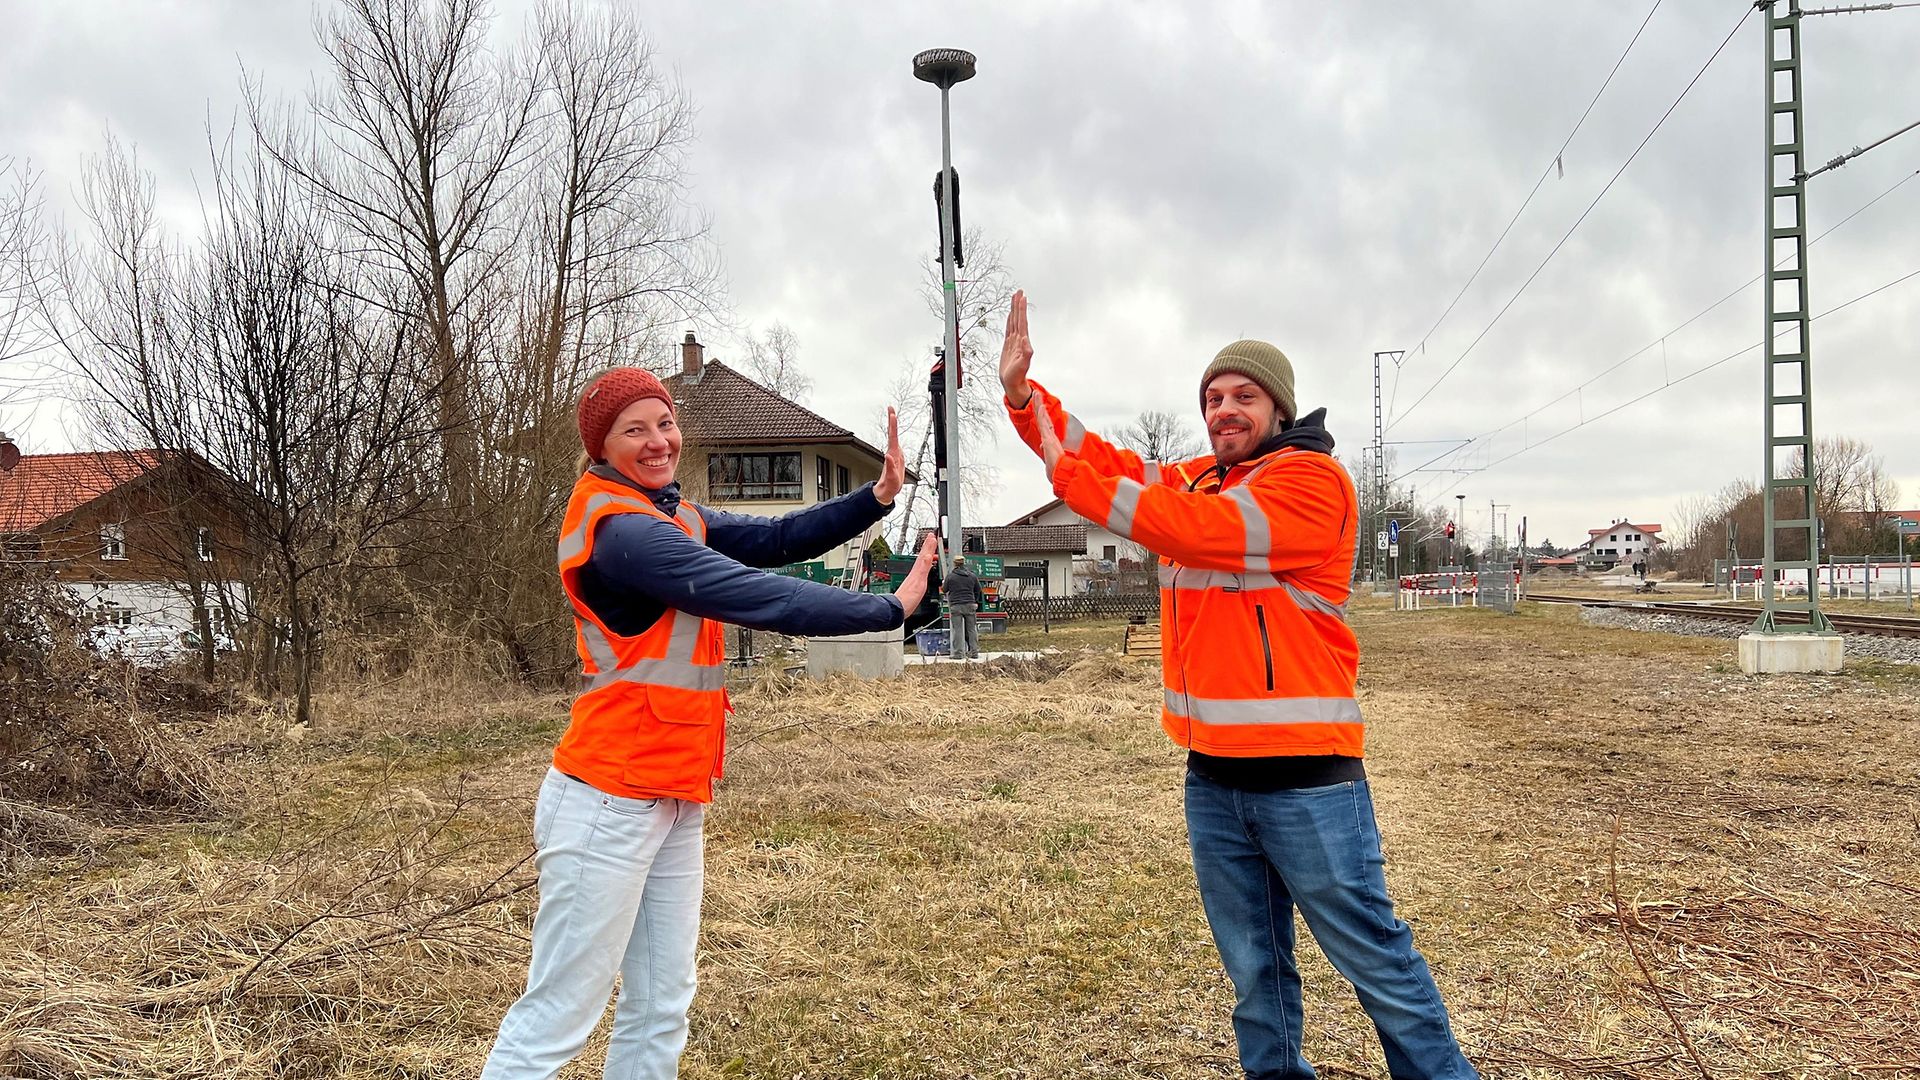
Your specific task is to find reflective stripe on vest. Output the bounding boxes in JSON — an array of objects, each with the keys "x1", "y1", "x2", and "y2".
[
  {"x1": 1143, "y1": 460, "x2": 1161, "y2": 485},
  {"x1": 1154, "y1": 564, "x2": 1349, "y2": 621},
  {"x1": 559, "y1": 491, "x2": 655, "y2": 563},
  {"x1": 578, "y1": 611, "x2": 724, "y2": 693},
  {"x1": 1164, "y1": 688, "x2": 1363, "y2": 726}
]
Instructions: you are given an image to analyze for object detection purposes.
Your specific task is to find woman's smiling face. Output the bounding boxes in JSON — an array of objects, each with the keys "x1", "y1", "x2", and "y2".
[{"x1": 603, "y1": 397, "x2": 681, "y2": 488}]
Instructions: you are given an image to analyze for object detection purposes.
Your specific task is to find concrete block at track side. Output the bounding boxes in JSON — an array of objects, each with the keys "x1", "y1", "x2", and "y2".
[
  {"x1": 807, "y1": 627, "x2": 906, "y2": 679},
  {"x1": 1738, "y1": 633, "x2": 1844, "y2": 674}
]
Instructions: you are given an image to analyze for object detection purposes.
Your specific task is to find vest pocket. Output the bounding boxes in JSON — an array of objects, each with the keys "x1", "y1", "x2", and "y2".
[{"x1": 1254, "y1": 603, "x2": 1274, "y2": 691}]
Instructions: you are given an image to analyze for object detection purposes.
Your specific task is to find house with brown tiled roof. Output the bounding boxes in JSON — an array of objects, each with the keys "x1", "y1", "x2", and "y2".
[
  {"x1": 0, "y1": 445, "x2": 251, "y2": 636},
  {"x1": 665, "y1": 333, "x2": 911, "y2": 574}
]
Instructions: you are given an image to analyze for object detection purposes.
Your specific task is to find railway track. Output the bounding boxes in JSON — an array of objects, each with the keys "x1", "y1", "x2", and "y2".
[{"x1": 1525, "y1": 593, "x2": 1920, "y2": 640}]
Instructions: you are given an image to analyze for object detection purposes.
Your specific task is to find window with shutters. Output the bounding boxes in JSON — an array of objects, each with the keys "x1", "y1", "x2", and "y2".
[{"x1": 101, "y1": 522, "x2": 127, "y2": 560}]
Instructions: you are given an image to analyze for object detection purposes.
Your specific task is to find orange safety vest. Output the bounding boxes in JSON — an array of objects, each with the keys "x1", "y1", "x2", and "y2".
[
  {"x1": 553, "y1": 469, "x2": 730, "y2": 802},
  {"x1": 1012, "y1": 382, "x2": 1363, "y2": 759}
]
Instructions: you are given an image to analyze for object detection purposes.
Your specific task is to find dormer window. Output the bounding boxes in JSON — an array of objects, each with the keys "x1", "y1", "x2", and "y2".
[{"x1": 101, "y1": 522, "x2": 127, "y2": 560}]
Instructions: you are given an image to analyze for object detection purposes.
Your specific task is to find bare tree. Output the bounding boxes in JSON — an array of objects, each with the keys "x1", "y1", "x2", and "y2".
[
  {"x1": 1116, "y1": 409, "x2": 1204, "y2": 463},
  {"x1": 893, "y1": 228, "x2": 1017, "y2": 548},
  {"x1": 245, "y1": 0, "x2": 719, "y2": 680},
  {"x1": 1, "y1": 158, "x2": 52, "y2": 407},
  {"x1": 741, "y1": 322, "x2": 811, "y2": 402}
]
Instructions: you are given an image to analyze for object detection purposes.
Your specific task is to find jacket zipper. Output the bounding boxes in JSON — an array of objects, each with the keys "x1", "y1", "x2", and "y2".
[
  {"x1": 1254, "y1": 603, "x2": 1274, "y2": 691},
  {"x1": 1168, "y1": 562, "x2": 1188, "y2": 741}
]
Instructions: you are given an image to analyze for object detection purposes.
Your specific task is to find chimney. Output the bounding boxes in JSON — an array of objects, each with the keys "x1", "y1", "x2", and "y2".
[{"x1": 681, "y1": 331, "x2": 704, "y2": 381}]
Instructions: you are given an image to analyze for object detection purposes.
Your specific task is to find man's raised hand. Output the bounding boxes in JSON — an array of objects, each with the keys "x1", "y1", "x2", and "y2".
[
  {"x1": 1000, "y1": 289, "x2": 1033, "y2": 407},
  {"x1": 893, "y1": 532, "x2": 941, "y2": 616},
  {"x1": 1037, "y1": 409, "x2": 1065, "y2": 481},
  {"x1": 875, "y1": 406, "x2": 906, "y2": 506}
]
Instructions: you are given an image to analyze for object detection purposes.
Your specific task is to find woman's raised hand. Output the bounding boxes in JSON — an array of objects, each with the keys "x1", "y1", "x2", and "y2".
[
  {"x1": 875, "y1": 407, "x2": 906, "y2": 506},
  {"x1": 892, "y1": 532, "x2": 941, "y2": 617}
]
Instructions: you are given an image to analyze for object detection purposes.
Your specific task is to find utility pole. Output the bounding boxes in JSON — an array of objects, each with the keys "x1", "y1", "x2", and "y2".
[
  {"x1": 1746, "y1": 0, "x2": 1917, "y2": 670},
  {"x1": 1369, "y1": 351, "x2": 1403, "y2": 588}
]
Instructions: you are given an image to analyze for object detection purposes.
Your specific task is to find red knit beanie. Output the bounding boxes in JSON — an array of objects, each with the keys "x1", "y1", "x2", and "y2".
[{"x1": 577, "y1": 367, "x2": 674, "y2": 461}]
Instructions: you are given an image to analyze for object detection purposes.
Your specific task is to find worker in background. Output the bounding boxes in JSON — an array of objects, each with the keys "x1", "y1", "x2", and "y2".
[{"x1": 944, "y1": 554, "x2": 983, "y2": 660}]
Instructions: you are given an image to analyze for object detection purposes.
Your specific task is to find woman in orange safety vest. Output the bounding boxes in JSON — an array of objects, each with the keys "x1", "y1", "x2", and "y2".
[{"x1": 482, "y1": 367, "x2": 937, "y2": 1080}]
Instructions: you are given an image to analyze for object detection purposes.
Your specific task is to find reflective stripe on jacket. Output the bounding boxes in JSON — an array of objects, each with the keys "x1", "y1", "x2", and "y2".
[
  {"x1": 1008, "y1": 381, "x2": 1362, "y2": 758},
  {"x1": 554, "y1": 470, "x2": 729, "y2": 802}
]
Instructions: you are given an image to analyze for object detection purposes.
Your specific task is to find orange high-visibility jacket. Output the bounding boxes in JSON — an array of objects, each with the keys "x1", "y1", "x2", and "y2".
[
  {"x1": 554, "y1": 470, "x2": 729, "y2": 801},
  {"x1": 1009, "y1": 382, "x2": 1362, "y2": 758}
]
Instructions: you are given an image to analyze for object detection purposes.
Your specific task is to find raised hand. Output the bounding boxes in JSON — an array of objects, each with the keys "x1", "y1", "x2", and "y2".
[
  {"x1": 1000, "y1": 289, "x2": 1033, "y2": 407},
  {"x1": 892, "y1": 532, "x2": 941, "y2": 617},
  {"x1": 1037, "y1": 408, "x2": 1064, "y2": 480},
  {"x1": 875, "y1": 406, "x2": 906, "y2": 506}
]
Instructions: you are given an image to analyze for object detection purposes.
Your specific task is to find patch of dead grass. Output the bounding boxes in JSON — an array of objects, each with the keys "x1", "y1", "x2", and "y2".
[{"x1": 3, "y1": 614, "x2": 1918, "y2": 1078}]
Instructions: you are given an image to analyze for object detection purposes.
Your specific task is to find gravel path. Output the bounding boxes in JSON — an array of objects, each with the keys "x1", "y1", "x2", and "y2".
[{"x1": 1578, "y1": 606, "x2": 1920, "y2": 664}]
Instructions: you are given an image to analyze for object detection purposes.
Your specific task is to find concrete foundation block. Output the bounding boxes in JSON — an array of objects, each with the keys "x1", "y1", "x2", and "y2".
[
  {"x1": 807, "y1": 627, "x2": 905, "y2": 680},
  {"x1": 1737, "y1": 633, "x2": 1844, "y2": 674}
]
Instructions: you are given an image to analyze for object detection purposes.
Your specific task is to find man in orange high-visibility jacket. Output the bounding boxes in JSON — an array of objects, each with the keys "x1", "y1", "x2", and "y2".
[{"x1": 1000, "y1": 291, "x2": 1477, "y2": 1080}]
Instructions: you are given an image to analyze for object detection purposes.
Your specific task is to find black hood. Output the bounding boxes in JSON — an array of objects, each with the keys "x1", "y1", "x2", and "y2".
[{"x1": 1260, "y1": 406, "x2": 1335, "y2": 457}]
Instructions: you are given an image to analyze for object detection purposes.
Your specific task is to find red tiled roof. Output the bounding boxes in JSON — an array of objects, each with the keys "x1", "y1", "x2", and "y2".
[
  {"x1": 666, "y1": 360, "x2": 888, "y2": 464},
  {"x1": 918, "y1": 523, "x2": 1089, "y2": 555},
  {"x1": 1586, "y1": 522, "x2": 1663, "y2": 536},
  {"x1": 0, "y1": 451, "x2": 165, "y2": 532}
]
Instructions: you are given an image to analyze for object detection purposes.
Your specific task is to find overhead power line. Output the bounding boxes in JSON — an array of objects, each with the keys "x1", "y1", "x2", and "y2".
[
  {"x1": 1399, "y1": 262, "x2": 1920, "y2": 494},
  {"x1": 1393, "y1": 0, "x2": 1667, "y2": 378},
  {"x1": 1419, "y1": 165, "x2": 1920, "y2": 474},
  {"x1": 1386, "y1": 4, "x2": 1755, "y2": 435}
]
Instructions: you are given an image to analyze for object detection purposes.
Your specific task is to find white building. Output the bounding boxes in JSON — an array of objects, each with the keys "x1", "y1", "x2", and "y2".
[
  {"x1": 1006, "y1": 496, "x2": 1145, "y2": 592},
  {"x1": 1568, "y1": 519, "x2": 1664, "y2": 569}
]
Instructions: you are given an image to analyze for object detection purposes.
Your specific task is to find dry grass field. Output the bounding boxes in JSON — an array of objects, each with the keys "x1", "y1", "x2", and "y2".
[{"x1": 4, "y1": 601, "x2": 1919, "y2": 1078}]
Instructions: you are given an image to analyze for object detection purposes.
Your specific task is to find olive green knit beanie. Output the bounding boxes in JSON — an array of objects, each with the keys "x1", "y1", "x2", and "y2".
[{"x1": 1199, "y1": 340, "x2": 1296, "y2": 422}]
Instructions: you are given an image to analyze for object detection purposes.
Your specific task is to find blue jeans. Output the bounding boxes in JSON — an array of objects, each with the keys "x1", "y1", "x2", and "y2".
[{"x1": 1185, "y1": 771, "x2": 1476, "y2": 1080}]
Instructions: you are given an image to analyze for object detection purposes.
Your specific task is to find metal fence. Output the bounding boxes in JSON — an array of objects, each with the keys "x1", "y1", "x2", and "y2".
[
  {"x1": 1476, "y1": 557, "x2": 1517, "y2": 613},
  {"x1": 1001, "y1": 593, "x2": 1160, "y2": 624}
]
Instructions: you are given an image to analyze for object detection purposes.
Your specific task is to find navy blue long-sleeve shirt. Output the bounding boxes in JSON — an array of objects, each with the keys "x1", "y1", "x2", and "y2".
[{"x1": 576, "y1": 469, "x2": 904, "y2": 638}]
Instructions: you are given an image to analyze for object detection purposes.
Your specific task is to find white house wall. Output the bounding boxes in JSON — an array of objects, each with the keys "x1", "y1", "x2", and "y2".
[{"x1": 66, "y1": 579, "x2": 252, "y2": 630}]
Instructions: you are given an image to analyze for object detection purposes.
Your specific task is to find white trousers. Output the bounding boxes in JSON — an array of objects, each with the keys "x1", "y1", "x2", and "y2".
[{"x1": 482, "y1": 767, "x2": 705, "y2": 1080}]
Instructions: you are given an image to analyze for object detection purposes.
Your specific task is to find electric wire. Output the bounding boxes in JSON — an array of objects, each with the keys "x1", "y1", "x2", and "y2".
[
  {"x1": 1404, "y1": 262, "x2": 1920, "y2": 497},
  {"x1": 1398, "y1": 164, "x2": 1920, "y2": 482},
  {"x1": 1386, "y1": 3, "x2": 1756, "y2": 434},
  {"x1": 1393, "y1": 0, "x2": 1666, "y2": 383}
]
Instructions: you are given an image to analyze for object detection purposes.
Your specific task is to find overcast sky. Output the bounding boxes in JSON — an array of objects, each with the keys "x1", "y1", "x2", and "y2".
[{"x1": 4, "y1": 0, "x2": 1916, "y2": 551}]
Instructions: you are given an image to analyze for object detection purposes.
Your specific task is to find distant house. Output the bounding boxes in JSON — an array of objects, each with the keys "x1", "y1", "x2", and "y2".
[
  {"x1": 1567, "y1": 519, "x2": 1664, "y2": 569},
  {"x1": 916, "y1": 523, "x2": 1090, "y2": 598},
  {"x1": 0, "y1": 449, "x2": 251, "y2": 633},
  {"x1": 665, "y1": 333, "x2": 912, "y2": 574},
  {"x1": 1007, "y1": 496, "x2": 1133, "y2": 574}
]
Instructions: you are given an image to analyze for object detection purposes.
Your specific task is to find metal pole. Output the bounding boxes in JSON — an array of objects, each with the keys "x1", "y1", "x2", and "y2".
[{"x1": 937, "y1": 85, "x2": 964, "y2": 569}]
